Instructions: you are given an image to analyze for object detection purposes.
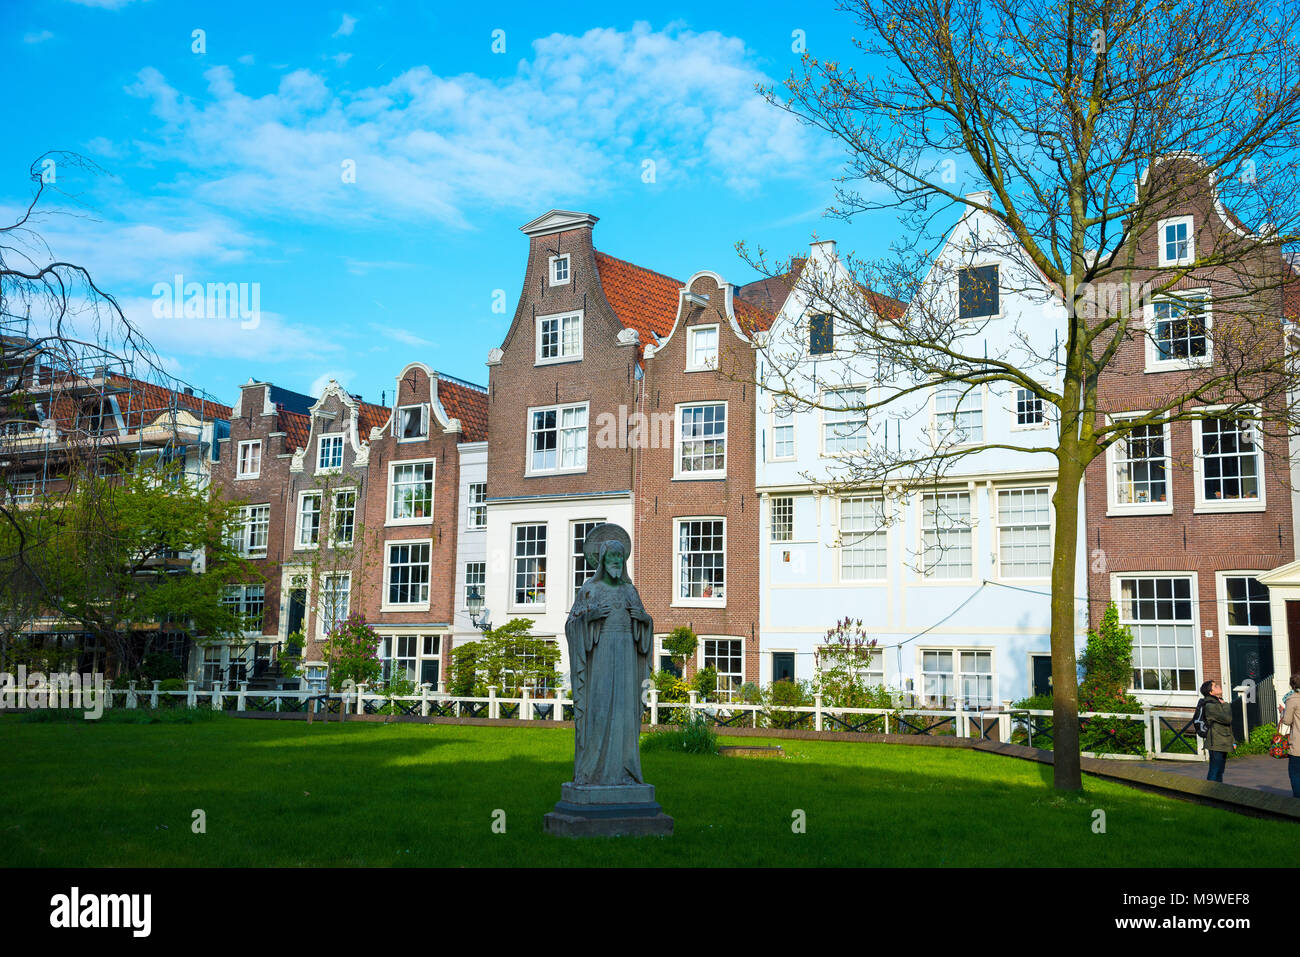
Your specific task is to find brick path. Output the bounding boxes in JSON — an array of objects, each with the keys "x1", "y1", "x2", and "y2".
[{"x1": 1139, "y1": 754, "x2": 1298, "y2": 798}]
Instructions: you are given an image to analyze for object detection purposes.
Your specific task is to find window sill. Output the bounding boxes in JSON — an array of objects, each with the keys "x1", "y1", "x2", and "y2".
[
  {"x1": 397, "y1": 436, "x2": 429, "y2": 443},
  {"x1": 1143, "y1": 359, "x2": 1212, "y2": 374},
  {"x1": 381, "y1": 604, "x2": 431, "y2": 614},
  {"x1": 672, "y1": 472, "x2": 727, "y2": 482},
  {"x1": 235, "y1": 473, "x2": 261, "y2": 481},
  {"x1": 684, "y1": 364, "x2": 719, "y2": 374},
  {"x1": 387, "y1": 517, "x2": 433, "y2": 527},
  {"x1": 533, "y1": 355, "x2": 583, "y2": 367},
  {"x1": 1107, "y1": 503, "x2": 1173, "y2": 517},
  {"x1": 1193, "y1": 499, "x2": 1265, "y2": 514},
  {"x1": 525, "y1": 467, "x2": 587, "y2": 478},
  {"x1": 672, "y1": 598, "x2": 726, "y2": 609}
]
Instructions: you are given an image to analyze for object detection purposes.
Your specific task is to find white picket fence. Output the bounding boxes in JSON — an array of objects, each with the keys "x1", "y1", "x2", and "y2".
[{"x1": 12, "y1": 679, "x2": 1204, "y2": 762}]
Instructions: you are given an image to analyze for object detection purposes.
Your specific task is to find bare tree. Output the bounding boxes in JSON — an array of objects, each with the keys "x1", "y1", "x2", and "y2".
[{"x1": 744, "y1": 0, "x2": 1300, "y2": 790}]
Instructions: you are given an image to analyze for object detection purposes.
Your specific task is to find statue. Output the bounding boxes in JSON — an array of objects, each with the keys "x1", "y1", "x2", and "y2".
[{"x1": 543, "y1": 524, "x2": 673, "y2": 837}]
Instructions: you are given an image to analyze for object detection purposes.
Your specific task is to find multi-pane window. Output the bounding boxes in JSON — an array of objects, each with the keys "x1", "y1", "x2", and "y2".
[
  {"x1": 237, "y1": 440, "x2": 261, "y2": 478},
  {"x1": 466, "y1": 482, "x2": 487, "y2": 529},
  {"x1": 809, "y1": 314, "x2": 833, "y2": 354},
  {"x1": 677, "y1": 519, "x2": 725, "y2": 602},
  {"x1": 421, "y1": 634, "x2": 442, "y2": 688},
  {"x1": 231, "y1": 505, "x2": 270, "y2": 557},
  {"x1": 550, "y1": 255, "x2": 570, "y2": 285},
  {"x1": 771, "y1": 406, "x2": 794, "y2": 459},
  {"x1": 390, "y1": 461, "x2": 435, "y2": 521},
  {"x1": 1119, "y1": 576, "x2": 1197, "y2": 692},
  {"x1": 959, "y1": 651, "x2": 994, "y2": 708},
  {"x1": 1225, "y1": 576, "x2": 1271, "y2": 632},
  {"x1": 704, "y1": 638, "x2": 743, "y2": 701},
  {"x1": 1162, "y1": 218, "x2": 1193, "y2": 264},
  {"x1": 8, "y1": 474, "x2": 37, "y2": 505},
  {"x1": 997, "y1": 487, "x2": 1051, "y2": 578},
  {"x1": 464, "y1": 561, "x2": 486, "y2": 606},
  {"x1": 398, "y1": 405, "x2": 427, "y2": 440},
  {"x1": 572, "y1": 521, "x2": 602, "y2": 600},
  {"x1": 1015, "y1": 388, "x2": 1044, "y2": 427},
  {"x1": 921, "y1": 650, "x2": 992, "y2": 708},
  {"x1": 297, "y1": 493, "x2": 322, "y2": 548},
  {"x1": 305, "y1": 664, "x2": 328, "y2": 693},
  {"x1": 332, "y1": 490, "x2": 356, "y2": 545},
  {"x1": 935, "y1": 387, "x2": 983, "y2": 443},
  {"x1": 921, "y1": 492, "x2": 973, "y2": 579},
  {"x1": 321, "y1": 573, "x2": 351, "y2": 635},
  {"x1": 221, "y1": 584, "x2": 265, "y2": 633},
  {"x1": 381, "y1": 634, "x2": 418, "y2": 683},
  {"x1": 1200, "y1": 417, "x2": 1260, "y2": 502},
  {"x1": 823, "y1": 388, "x2": 869, "y2": 454},
  {"x1": 202, "y1": 647, "x2": 224, "y2": 688},
  {"x1": 514, "y1": 524, "x2": 547, "y2": 605},
  {"x1": 688, "y1": 325, "x2": 719, "y2": 370},
  {"x1": 318, "y1": 434, "x2": 344, "y2": 471},
  {"x1": 538, "y1": 313, "x2": 582, "y2": 361},
  {"x1": 1114, "y1": 423, "x2": 1168, "y2": 506},
  {"x1": 677, "y1": 403, "x2": 726, "y2": 476},
  {"x1": 1151, "y1": 295, "x2": 1208, "y2": 362},
  {"x1": 840, "y1": 496, "x2": 887, "y2": 580},
  {"x1": 530, "y1": 404, "x2": 588, "y2": 472},
  {"x1": 387, "y1": 542, "x2": 431, "y2": 606},
  {"x1": 771, "y1": 497, "x2": 794, "y2": 543},
  {"x1": 958, "y1": 264, "x2": 999, "y2": 319}
]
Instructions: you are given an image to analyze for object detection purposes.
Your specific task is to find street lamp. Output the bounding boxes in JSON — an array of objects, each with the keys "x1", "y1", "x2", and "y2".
[{"x1": 467, "y1": 586, "x2": 491, "y2": 632}]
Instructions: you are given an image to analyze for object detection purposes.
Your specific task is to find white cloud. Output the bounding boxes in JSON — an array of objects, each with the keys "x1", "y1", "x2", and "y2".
[
  {"x1": 24, "y1": 30, "x2": 54, "y2": 44},
  {"x1": 65, "y1": 0, "x2": 144, "y2": 7},
  {"x1": 237, "y1": 53, "x2": 255, "y2": 66},
  {"x1": 310, "y1": 370, "x2": 354, "y2": 396},
  {"x1": 332, "y1": 14, "x2": 357, "y2": 38},
  {"x1": 330, "y1": 52, "x2": 352, "y2": 67},
  {"x1": 123, "y1": 22, "x2": 825, "y2": 229},
  {"x1": 368, "y1": 322, "x2": 436, "y2": 349}
]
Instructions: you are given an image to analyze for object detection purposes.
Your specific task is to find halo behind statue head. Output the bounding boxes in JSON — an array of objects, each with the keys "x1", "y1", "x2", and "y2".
[{"x1": 583, "y1": 523, "x2": 632, "y2": 570}]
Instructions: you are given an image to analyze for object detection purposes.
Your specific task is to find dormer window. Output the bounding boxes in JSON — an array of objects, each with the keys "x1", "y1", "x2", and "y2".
[
  {"x1": 1158, "y1": 215, "x2": 1194, "y2": 267},
  {"x1": 398, "y1": 404, "x2": 428, "y2": 440},
  {"x1": 958, "y1": 265, "x2": 999, "y2": 319},
  {"x1": 687, "y1": 325, "x2": 719, "y2": 371},
  {"x1": 549, "y1": 254, "x2": 571, "y2": 286},
  {"x1": 318, "y1": 434, "x2": 344, "y2": 472},
  {"x1": 536, "y1": 311, "x2": 582, "y2": 364}
]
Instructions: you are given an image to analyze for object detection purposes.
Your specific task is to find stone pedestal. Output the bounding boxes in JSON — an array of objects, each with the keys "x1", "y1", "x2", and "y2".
[{"x1": 543, "y1": 782, "x2": 674, "y2": 837}]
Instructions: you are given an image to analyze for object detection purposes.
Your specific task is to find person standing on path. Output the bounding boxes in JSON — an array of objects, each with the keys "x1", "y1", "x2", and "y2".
[
  {"x1": 1201, "y1": 679, "x2": 1235, "y2": 783},
  {"x1": 1280, "y1": 674, "x2": 1300, "y2": 799}
]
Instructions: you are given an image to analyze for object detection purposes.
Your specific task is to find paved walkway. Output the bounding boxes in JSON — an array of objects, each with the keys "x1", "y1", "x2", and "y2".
[{"x1": 1138, "y1": 755, "x2": 1297, "y2": 798}]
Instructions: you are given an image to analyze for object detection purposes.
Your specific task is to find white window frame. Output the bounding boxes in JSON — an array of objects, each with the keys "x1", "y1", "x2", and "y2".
[
  {"x1": 685, "y1": 324, "x2": 720, "y2": 372},
  {"x1": 1105, "y1": 414, "x2": 1173, "y2": 516},
  {"x1": 317, "y1": 432, "x2": 345, "y2": 473},
  {"x1": 837, "y1": 495, "x2": 888, "y2": 583},
  {"x1": 570, "y1": 519, "x2": 604, "y2": 602},
  {"x1": 1011, "y1": 388, "x2": 1047, "y2": 430},
  {"x1": 1113, "y1": 573, "x2": 1201, "y2": 699},
  {"x1": 700, "y1": 637, "x2": 745, "y2": 701},
  {"x1": 387, "y1": 457, "x2": 436, "y2": 527},
  {"x1": 770, "y1": 496, "x2": 794, "y2": 544},
  {"x1": 1192, "y1": 410, "x2": 1265, "y2": 513},
  {"x1": 295, "y1": 490, "x2": 322, "y2": 550},
  {"x1": 1157, "y1": 215, "x2": 1195, "y2": 267},
  {"x1": 331, "y1": 488, "x2": 357, "y2": 547},
  {"x1": 396, "y1": 404, "x2": 428, "y2": 442},
  {"x1": 674, "y1": 401, "x2": 727, "y2": 480},
  {"x1": 932, "y1": 384, "x2": 985, "y2": 446},
  {"x1": 526, "y1": 401, "x2": 589, "y2": 476},
  {"x1": 994, "y1": 485, "x2": 1053, "y2": 580},
  {"x1": 383, "y1": 539, "x2": 432, "y2": 610},
  {"x1": 535, "y1": 310, "x2": 583, "y2": 365},
  {"x1": 820, "y1": 386, "x2": 870, "y2": 456},
  {"x1": 466, "y1": 482, "x2": 487, "y2": 529},
  {"x1": 236, "y1": 440, "x2": 262, "y2": 479},
  {"x1": 232, "y1": 504, "x2": 270, "y2": 558},
  {"x1": 673, "y1": 516, "x2": 726, "y2": 608},
  {"x1": 1144, "y1": 289, "x2": 1212, "y2": 372},
  {"x1": 1216, "y1": 571, "x2": 1273, "y2": 641},
  {"x1": 549, "y1": 254, "x2": 571, "y2": 287},
  {"x1": 918, "y1": 490, "x2": 975, "y2": 582},
  {"x1": 918, "y1": 647, "x2": 995, "y2": 709},
  {"x1": 769, "y1": 403, "x2": 796, "y2": 461},
  {"x1": 319, "y1": 572, "x2": 352, "y2": 638},
  {"x1": 512, "y1": 523, "x2": 548, "y2": 610},
  {"x1": 221, "y1": 583, "x2": 266, "y2": 636},
  {"x1": 464, "y1": 561, "x2": 486, "y2": 608}
]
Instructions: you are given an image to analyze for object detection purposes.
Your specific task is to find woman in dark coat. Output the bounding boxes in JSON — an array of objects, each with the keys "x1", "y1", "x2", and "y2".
[{"x1": 1201, "y1": 679, "x2": 1235, "y2": 782}]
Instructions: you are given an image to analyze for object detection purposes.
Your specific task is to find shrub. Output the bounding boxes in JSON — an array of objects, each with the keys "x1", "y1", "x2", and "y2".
[
  {"x1": 652, "y1": 669, "x2": 688, "y2": 702},
  {"x1": 321, "y1": 614, "x2": 383, "y2": 691},
  {"x1": 138, "y1": 652, "x2": 184, "y2": 683},
  {"x1": 663, "y1": 626, "x2": 697, "y2": 675},
  {"x1": 814, "y1": 617, "x2": 880, "y2": 708},
  {"x1": 692, "y1": 666, "x2": 718, "y2": 701},
  {"x1": 640, "y1": 711, "x2": 718, "y2": 754},
  {"x1": 158, "y1": 678, "x2": 187, "y2": 692},
  {"x1": 1231, "y1": 722, "x2": 1280, "y2": 757}
]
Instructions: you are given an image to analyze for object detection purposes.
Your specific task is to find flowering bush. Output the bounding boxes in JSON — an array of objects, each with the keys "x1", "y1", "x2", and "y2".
[{"x1": 321, "y1": 614, "x2": 382, "y2": 691}]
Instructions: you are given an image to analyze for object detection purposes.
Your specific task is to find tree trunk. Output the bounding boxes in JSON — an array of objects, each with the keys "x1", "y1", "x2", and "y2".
[{"x1": 1049, "y1": 447, "x2": 1084, "y2": 791}]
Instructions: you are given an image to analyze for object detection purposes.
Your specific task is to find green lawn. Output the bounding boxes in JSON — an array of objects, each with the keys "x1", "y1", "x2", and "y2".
[{"x1": 2, "y1": 714, "x2": 1295, "y2": 867}]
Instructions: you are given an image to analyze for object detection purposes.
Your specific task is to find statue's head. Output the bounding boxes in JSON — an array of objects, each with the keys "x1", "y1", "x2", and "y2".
[{"x1": 598, "y1": 539, "x2": 627, "y2": 583}]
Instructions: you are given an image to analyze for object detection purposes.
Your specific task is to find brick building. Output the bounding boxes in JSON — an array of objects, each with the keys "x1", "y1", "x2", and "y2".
[{"x1": 1084, "y1": 155, "x2": 1297, "y2": 723}]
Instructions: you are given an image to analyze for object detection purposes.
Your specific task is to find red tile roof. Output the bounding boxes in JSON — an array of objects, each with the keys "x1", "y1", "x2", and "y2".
[
  {"x1": 594, "y1": 251, "x2": 681, "y2": 347},
  {"x1": 277, "y1": 409, "x2": 310, "y2": 452},
  {"x1": 736, "y1": 260, "x2": 804, "y2": 317},
  {"x1": 357, "y1": 401, "x2": 390, "y2": 438},
  {"x1": 437, "y1": 376, "x2": 489, "y2": 442}
]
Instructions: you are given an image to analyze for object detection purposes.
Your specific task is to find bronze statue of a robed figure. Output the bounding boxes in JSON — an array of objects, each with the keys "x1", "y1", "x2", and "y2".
[{"x1": 542, "y1": 523, "x2": 674, "y2": 837}]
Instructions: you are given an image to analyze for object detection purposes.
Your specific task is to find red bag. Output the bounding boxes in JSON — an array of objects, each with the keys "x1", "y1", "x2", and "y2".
[{"x1": 1270, "y1": 733, "x2": 1290, "y2": 759}]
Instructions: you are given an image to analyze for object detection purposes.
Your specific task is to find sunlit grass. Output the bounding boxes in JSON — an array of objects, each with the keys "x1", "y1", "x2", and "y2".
[{"x1": 1, "y1": 715, "x2": 1295, "y2": 867}]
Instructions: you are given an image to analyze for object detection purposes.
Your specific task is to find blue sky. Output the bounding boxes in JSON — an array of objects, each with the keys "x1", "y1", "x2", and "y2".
[{"x1": 2, "y1": 0, "x2": 939, "y2": 406}]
